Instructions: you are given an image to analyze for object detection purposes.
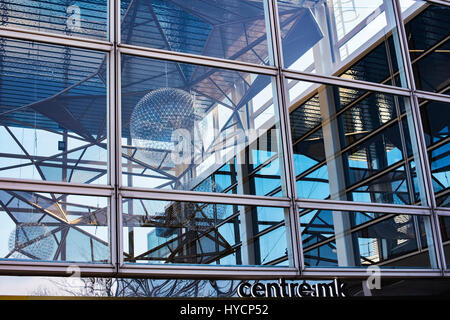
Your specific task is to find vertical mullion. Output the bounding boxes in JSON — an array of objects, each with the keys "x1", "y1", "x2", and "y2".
[
  {"x1": 109, "y1": 49, "x2": 119, "y2": 270},
  {"x1": 268, "y1": 0, "x2": 303, "y2": 273},
  {"x1": 269, "y1": 0, "x2": 284, "y2": 70},
  {"x1": 111, "y1": 0, "x2": 123, "y2": 273},
  {"x1": 116, "y1": 0, "x2": 121, "y2": 44},
  {"x1": 107, "y1": 0, "x2": 117, "y2": 271},
  {"x1": 116, "y1": 0, "x2": 125, "y2": 270},
  {"x1": 391, "y1": 0, "x2": 435, "y2": 206},
  {"x1": 413, "y1": 94, "x2": 448, "y2": 271},
  {"x1": 391, "y1": 0, "x2": 445, "y2": 271}
]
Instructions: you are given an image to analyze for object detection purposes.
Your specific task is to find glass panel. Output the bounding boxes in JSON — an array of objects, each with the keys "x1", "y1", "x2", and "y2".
[
  {"x1": 0, "y1": 189, "x2": 110, "y2": 263},
  {"x1": 300, "y1": 208, "x2": 437, "y2": 268},
  {"x1": 403, "y1": 1, "x2": 450, "y2": 95},
  {"x1": 122, "y1": 198, "x2": 291, "y2": 266},
  {"x1": 120, "y1": 0, "x2": 274, "y2": 65},
  {"x1": 0, "y1": 38, "x2": 109, "y2": 185},
  {"x1": 419, "y1": 98, "x2": 450, "y2": 207},
  {"x1": 277, "y1": 0, "x2": 407, "y2": 87},
  {"x1": 0, "y1": 0, "x2": 108, "y2": 40},
  {"x1": 121, "y1": 55, "x2": 286, "y2": 197},
  {"x1": 439, "y1": 216, "x2": 450, "y2": 268},
  {"x1": 288, "y1": 79, "x2": 426, "y2": 205}
]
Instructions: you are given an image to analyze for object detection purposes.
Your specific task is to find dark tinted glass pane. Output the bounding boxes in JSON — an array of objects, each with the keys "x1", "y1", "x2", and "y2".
[
  {"x1": 439, "y1": 216, "x2": 450, "y2": 268},
  {"x1": 120, "y1": 0, "x2": 273, "y2": 65},
  {"x1": 419, "y1": 98, "x2": 450, "y2": 207},
  {"x1": 0, "y1": 0, "x2": 108, "y2": 40},
  {"x1": 122, "y1": 198, "x2": 290, "y2": 266},
  {"x1": 404, "y1": 2, "x2": 450, "y2": 95},
  {"x1": 121, "y1": 54, "x2": 286, "y2": 197},
  {"x1": 420, "y1": 100, "x2": 450, "y2": 147},
  {"x1": 300, "y1": 208, "x2": 436, "y2": 268},
  {"x1": 0, "y1": 38, "x2": 108, "y2": 184},
  {"x1": 430, "y1": 143, "x2": 450, "y2": 207},
  {"x1": 0, "y1": 189, "x2": 110, "y2": 263}
]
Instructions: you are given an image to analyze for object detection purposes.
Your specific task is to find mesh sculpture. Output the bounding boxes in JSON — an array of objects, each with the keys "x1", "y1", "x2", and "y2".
[
  {"x1": 8, "y1": 222, "x2": 55, "y2": 260},
  {"x1": 130, "y1": 88, "x2": 198, "y2": 168}
]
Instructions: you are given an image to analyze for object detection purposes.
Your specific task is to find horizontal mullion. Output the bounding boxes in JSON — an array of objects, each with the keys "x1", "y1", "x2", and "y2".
[
  {"x1": 120, "y1": 187, "x2": 291, "y2": 207},
  {"x1": 0, "y1": 262, "x2": 443, "y2": 279},
  {"x1": 0, "y1": 26, "x2": 113, "y2": 51},
  {"x1": 116, "y1": 264, "x2": 299, "y2": 280},
  {"x1": 415, "y1": 90, "x2": 450, "y2": 103},
  {"x1": 436, "y1": 208, "x2": 450, "y2": 215},
  {"x1": 0, "y1": 177, "x2": 114, "y2": 196},
  {"x1": 424, "y1": 0, "x2": 450, "y2": 8},
  {"x1": 296, "y1": 198, "x2": 432, "y2": 215},
  {"x1": 118, "y1": 44, "x2": 278, "y2": 76},
  {"x1": 283, "y1": 69, "x2": 412, "y2": 97},
  {"x1": 0, "y1": 260, "x2": 115, "y2": 277},
  {"x1": 301, "y1": 268, "x2": 442, "y2": 279}
]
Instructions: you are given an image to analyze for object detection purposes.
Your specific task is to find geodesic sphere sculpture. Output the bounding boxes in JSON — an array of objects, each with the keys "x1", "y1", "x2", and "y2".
[
  {"x1": 8, "y1": 222, "x2": 55, "y2": 260},
  {"x1": 130, "y1": 88, "x2": 196, "y2": 168}
]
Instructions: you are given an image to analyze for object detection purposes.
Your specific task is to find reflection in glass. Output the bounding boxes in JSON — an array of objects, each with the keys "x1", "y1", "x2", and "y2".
[
  {"x1": 0, "y1": 38, "x2": 108, "y2": 184},
  {"x1": 120, "y1": 0, "x2": 273, "y2": 65},
  {"x1": 277, "y1": 0, "x2": 406, "y2": 87},
  {"x1": 300, "y1": 208, "x2": 436, "y2": 268},
  {"x1": 403, "y1": 1, "x2": 450, "y2": 95},
  {"x1": 122, "y1": 198, "x2": 290, "y2": 266},
  {"x1": 288, "y1": 80, "x2": 426, "y2": 205},
  {"x1": 0, "y1": 190, "x2": 109, "y2": 263},
  {"x1": 420, "y1": 98, "x2": 450, "y2": 207},
  {"x1": 0, "y1": 0, "x2": 108, "y2": 40},
  {"x1": 121, "y1": 55, "x2": 286, "y2": 197}
]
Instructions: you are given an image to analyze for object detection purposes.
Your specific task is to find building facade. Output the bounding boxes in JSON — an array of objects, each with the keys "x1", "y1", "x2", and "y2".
[{"x1": 0, "y1": 0, "x2": 449, "y2": 295}]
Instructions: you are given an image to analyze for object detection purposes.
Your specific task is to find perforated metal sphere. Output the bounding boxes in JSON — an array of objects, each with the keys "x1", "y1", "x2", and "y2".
[
  {"x1": 130, "y1": 88, "x2": 196, "y2": 167},
  {"x1": 8, "y1": 223, "x2": 55, "y2": 260}
]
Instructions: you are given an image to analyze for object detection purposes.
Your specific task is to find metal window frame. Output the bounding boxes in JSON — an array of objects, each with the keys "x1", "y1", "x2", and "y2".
[
  {"x1": 0, "y1": 0, "x2": 447, "y2": 280},
  {"x1": 297, "y1": 203, "x2": 440, "y2": 273},
  {"x1": 393, "y1": 0, "x2": 449, "y2": 273}
]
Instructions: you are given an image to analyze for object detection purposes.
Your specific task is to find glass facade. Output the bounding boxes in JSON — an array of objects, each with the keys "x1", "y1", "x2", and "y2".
[
  {"x1": 120, "y1": 55, "x2": 285, "y2": 196},
  {"x1": 0, "y1": 39, "x2": 108, "y2": 184},
  {"x1": 288, "y1": 81, "x2": 424, "y2": 205},
  {"x1": 0, "y1": 189, "x2": 109, "y2": 263},
  {"x1": 300, "y1": 207, "x2": 436, "y2": 268},
  {"x1": 0, "y1": 0, "x2": 108, "y2": 39},
  {"x1": 123, "y1": 199, "x2": 289, "y2": 266},
  {"x1": 277, "y1": 0, "x2": 407, "y2": 87},
  {"x1": 0, "y1": 0, "x2": 449, "y2": 280}
]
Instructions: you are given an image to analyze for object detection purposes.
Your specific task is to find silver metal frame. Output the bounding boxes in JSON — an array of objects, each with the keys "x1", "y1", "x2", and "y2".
[{"x1": 0, "y1": 0, "x2": 448, "y2": 280}]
